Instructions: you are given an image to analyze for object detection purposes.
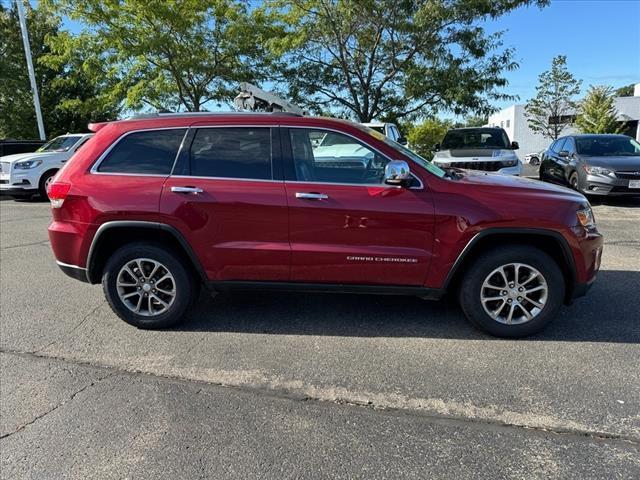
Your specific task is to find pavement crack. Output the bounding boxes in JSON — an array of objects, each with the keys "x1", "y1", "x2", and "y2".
[
  {"x1": 1, "y1": 349, "x2": 637, "y2": 447},
  {"x1": 0, "y1": 372, "x2": 113, "y2": 441},
  {"x1": 34, "y1": 301, "x2": 105, "y2": 354},
  {"x1": 1, "y1": 240, "x2": 50, "y2": 251}
]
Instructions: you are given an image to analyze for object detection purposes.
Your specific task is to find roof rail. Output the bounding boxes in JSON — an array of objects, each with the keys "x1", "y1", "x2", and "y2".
[{"x1": 125, "y1": 111, "x2": 301, "y2": 121}]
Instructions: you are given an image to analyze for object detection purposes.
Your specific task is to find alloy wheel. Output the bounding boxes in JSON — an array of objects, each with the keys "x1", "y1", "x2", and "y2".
[
  {"x1": 116, "y1": 258, "x2": 176, "y2": 316},
  {"x1": 480, "y1": 263, "x2": 549, "y2": 325}
]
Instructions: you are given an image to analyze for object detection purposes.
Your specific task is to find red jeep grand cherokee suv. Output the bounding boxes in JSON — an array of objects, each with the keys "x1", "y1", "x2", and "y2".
[{"x1": 48, "y1": 113, "x2": 603, "y2": 337}]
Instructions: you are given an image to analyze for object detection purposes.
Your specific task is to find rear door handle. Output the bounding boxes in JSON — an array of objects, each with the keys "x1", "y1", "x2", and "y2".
[
  {"x1": 295, "y1": 192, "x2": 328, "y2": 200},
  {"x1": 171, "y1": 186, "x2": 203, "y2": 194}
]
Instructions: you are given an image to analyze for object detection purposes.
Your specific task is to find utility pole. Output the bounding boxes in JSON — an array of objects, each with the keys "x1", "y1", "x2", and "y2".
[{"x1": 16, "y1": 0, "x2": 46, "y2": 140}]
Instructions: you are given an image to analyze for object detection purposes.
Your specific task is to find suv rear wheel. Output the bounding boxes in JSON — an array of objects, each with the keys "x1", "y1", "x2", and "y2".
[
  {"x1": 458, "y1": 246, "x2": 564, "y2": 337},
  {"x1": 102, "y1": 243, "x2": 199, "y2": 329}
]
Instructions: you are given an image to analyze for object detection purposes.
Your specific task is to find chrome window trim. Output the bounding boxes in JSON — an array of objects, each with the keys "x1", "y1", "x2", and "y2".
[
  {"x1": 284, "y1": 125, "x2": 424, "y2": 190},
  {"x1": 170, "y1": 175, "x2": 281, "y2": 184},
  {"x1": 90, "y1": 127, "x2": 190, "y2": 175}
]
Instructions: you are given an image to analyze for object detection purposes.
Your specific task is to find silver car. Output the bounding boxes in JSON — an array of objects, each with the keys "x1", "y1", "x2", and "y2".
[{"x1": 539, "y1": 134, "x2": 640, "y2": 196}]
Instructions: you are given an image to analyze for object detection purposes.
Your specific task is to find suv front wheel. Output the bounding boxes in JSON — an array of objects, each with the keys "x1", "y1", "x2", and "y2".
[
  {"x1": 102, "y1": 243, "x2": 199, "y2": 329},
  {"x1": 459, "y1": 246, "x2": 564, "y2": 337}
]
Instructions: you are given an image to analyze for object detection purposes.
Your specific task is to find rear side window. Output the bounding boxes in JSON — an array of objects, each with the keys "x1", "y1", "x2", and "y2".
[
  {"x1": 97, "y1": 129, "x2": 186, "y2": 174},
  {"x1": 189, "y1": 128, "x2": 272, "y2": 180}
]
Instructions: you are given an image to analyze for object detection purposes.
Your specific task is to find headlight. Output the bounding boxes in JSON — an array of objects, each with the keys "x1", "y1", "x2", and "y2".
[
  {"x1": 14, "y1": 159, "x2": 43, "y2": 170},
  {"x1": 583, "y1": 165, "x2": 611, "y2": 175},
  {"x1": 576, "y1": 206, "x2": 596, "y2": 230}
]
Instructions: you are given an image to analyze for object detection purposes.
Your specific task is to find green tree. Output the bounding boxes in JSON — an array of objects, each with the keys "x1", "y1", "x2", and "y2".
[
  {"x1": 0, "y1": 1, "x2": 121, "y2": 139},
  {"x1": 575, "y1": 85, "x2": 623, "y2": 134},
  {"x1": 407, "y1": 118, "x2": 451, "y2": 159},
  {"x1": 525, "y1": 55, "x2": 582, "y2": 140},
  {"x1": 453, "y1": 115, "x2": 488, "y2": 128},
  {"x1": 50, "y1": 0, "x2": 276, "y2": 112},
  {"x1": 267, "y1": 0, "x2": 548, "y2": 123},
  {"x1": 614, "y1": 84, "x2": 635, "y2": 97}
]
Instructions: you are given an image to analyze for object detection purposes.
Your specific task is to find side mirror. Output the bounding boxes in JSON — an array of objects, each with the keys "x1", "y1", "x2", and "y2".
[
  {"x1": 433, "y1": 143, "x2": 440, "y2": 152},
  {"x1": 559, "y1": 150, "x2": 569, "y2": 158},
  {"x1": 511, "y1": 141, "x2": 519, "y2": 150},
  {"x1": 384, "y1": 160, "x2": 412, "y2": 186},
  {"x1": 397, "y1": 136, "x2": 408, "y2": 146}
]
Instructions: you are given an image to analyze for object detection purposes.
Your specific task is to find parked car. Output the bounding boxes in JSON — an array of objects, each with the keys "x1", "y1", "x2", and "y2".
[
  {"x1": 539, "y1": 134, "x2": 640, "y2": 196},
  {"x1": 361, "y1": 121, "x2": 408, "y2": 146},
  {"x1": 0, "y1": 139, "x2": 46, "y2": 157},
  {"x1": 47, "y1": 112, "x2": 602, "y2": 338},
  {"x1": 0, "y1": 133, "x2": 93, "y2": 199},
  {"x1": 432, "y1": 127, "x2": 522, "y2": 175},
  {"x1": 525, "y1": 150, "x2": 544, "y2": 166}
]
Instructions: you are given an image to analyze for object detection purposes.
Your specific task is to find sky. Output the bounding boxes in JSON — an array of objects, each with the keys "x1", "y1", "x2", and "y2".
[
  {"x1": 56, "y1": 0, "x2": 640, "y2": 113},
  {"x1": 482, "y1": 0, "x2": 640, "y2": 109}
]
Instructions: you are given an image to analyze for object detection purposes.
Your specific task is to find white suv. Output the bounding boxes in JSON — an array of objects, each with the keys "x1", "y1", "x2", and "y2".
[
  {"x1": 0, "y1": 133, "x2": 93, "y2": 199},
  {"x1": 432, "y1": 127, "x2": 522, "y2": 175}
]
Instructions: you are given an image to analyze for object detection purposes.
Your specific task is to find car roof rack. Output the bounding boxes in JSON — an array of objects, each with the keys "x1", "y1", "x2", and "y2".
[{"x1": 125, "y1": 111, "x2": 301, "y2": 121}]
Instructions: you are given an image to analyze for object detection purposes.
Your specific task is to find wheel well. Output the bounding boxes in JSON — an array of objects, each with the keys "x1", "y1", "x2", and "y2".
[
  {"x1": 87, "y1": 226, "x2": 205, "y2": 284},
  {"x1": 40, "y1": 169, "x2": 59, "y2": 184},
  {"x1": 446, "y1": 233, "x2": 575, "y2": 302}
]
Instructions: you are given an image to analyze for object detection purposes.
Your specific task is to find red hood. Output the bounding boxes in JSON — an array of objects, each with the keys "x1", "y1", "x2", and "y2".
[{"x1": 457, "y1": 170, "x2": 586, "y2": 201}]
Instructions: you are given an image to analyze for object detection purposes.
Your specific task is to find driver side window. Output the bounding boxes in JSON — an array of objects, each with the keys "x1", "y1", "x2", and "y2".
[{"x1": 289, "y1": 129, "x2": 390, "y2": 185}]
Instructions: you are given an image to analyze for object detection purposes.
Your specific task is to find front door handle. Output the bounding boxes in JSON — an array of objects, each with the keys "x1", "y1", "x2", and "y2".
[
  {"x1": 171, "y1": 186, "x2": 203, "y2": 194},
  {"x1": 295, "y1": 192, "x2": 328, "y2": 200}
]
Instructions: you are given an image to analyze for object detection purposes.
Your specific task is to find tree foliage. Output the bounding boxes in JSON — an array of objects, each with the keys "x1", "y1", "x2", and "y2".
[
  {"x1": 267, "y1": 0, "x2": 548, "y2": 123},
  {"x1": 524, "y1": 55, "x2": 581, "y2": 140},
  {"x1": 1, "y1": 1, "x2": 121, "y2": 138},
  {"x1": 575, "y1": 85, "x2": 623, "y2": 134},
  {"x1": 614, "y1": 84, "x2": 635, "y2": 97},
  {"x1": 49, "y1": 0, "x2": 276, "y2": 112},
  {"x1": 407, "y1": 118, "x2": 451, "y2": 159}
]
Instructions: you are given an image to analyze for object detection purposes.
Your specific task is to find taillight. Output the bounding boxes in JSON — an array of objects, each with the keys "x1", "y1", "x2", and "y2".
[{"x1": 48, "y1": 182, "x2": 71, "y2": 208}]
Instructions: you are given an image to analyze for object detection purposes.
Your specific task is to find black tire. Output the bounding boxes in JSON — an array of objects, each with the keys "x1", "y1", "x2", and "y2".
[
  {"x1": 569, "y1": 171, "x2": 580, "y2": 191},
  {"x1": 38, "y1": 170, "x2": 57, "y2": 199},
  {"x1": 530, "y1": 157, "x2": 539, "y2": 166},
  {"x1": 458, "y1": 246, "x2": 565, "y2": 338},
  {"x1": 102, "y1": 243, "x2": 199, "y2": 329}
]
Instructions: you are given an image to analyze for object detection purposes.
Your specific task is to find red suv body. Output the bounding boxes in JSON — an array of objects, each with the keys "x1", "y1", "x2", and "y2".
[{"x1": 48, "y1": 113, "x2": 603, "y2": 337}]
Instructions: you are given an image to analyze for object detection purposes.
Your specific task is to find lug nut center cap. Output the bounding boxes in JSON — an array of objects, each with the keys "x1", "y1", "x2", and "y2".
[{"x1": 142, "y1": 283, "x2": 151, "y2": 292}]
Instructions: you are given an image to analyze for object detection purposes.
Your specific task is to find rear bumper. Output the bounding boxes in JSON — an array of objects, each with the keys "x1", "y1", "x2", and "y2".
[{"x1": 56, "y1": 261, "x2": 90, "y2": 283}]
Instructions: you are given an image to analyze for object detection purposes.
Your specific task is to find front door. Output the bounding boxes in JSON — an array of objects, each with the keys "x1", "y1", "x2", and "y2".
[
  {"x1": 283, "y1": 127, "x2": 434, "y2": 286},
  {"x1": 160, "y1": 126, "x2": 290, "y2": 282}
]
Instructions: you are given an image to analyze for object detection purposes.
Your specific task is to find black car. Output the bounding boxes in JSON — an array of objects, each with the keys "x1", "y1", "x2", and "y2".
[
  {"x1": 539, "y1": 134, "x2": 640, "y2": 196},
  {"x1": 0, "y1": 139, "x2": 46, "y2": 157}
]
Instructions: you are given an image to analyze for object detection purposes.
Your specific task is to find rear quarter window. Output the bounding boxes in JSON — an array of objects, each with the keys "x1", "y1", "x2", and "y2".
[{"x1": 96, "y1": 129, "x2": 186, "y2": 174}]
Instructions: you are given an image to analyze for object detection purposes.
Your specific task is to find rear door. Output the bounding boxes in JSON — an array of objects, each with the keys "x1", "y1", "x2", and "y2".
[
  {"x1": 548, "y1": 138, "x2": 566, "y2": 181},
  {"x1": 160, "y1": 126, "x2": 290, "y2": 282},
  {"x1": 282, "y1": 127, "x2": 434, "y2": 286}
]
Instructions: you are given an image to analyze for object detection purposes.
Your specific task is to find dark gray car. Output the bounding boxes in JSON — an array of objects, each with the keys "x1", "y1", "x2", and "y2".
[{"x1": 539, "y1": 134, "x2": 640, "y2": 196}]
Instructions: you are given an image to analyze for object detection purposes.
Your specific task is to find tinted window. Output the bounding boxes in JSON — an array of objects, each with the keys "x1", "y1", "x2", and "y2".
[
  {"x1": 550, "y1": 138, "x2": 566, "y2": 154},
  {"x1": 563, "y1": 137, "x2": 576, "y2": 154},
  {"x1": 441, "y1": 129, "x2": 510, "y2": 150},
  {"x1": 190, "y1": 128, "x2": 272, "y2": 179},
  {"x1": 98, "y1": 129, "x2": 186, "y2": 174},
  {"x1": 290, "y1": 129, "x2": 389, "y2": 184}
]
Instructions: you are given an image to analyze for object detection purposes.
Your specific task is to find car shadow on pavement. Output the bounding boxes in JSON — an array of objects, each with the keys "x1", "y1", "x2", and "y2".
[
  {"x1": 177, "y1": 270, "x2": 640, "y2": 343},
  {"x1": 588, "y1": 196, "x2": 640, "y2": 208}
]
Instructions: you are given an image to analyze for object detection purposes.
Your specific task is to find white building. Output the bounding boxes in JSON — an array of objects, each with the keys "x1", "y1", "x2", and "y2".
[{"x1": 487, "y1": 83, "x2": 640, "y2": 160}]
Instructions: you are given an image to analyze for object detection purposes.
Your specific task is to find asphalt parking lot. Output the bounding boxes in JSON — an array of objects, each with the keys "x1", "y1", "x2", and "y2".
[{"x1": 1, "y1": 194, "x2": 639, "y2": 479}]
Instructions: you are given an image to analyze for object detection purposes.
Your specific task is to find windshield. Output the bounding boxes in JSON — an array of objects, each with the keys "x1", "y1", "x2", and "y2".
[
  {"x1": 318, "y1": 132, "x2": 355, "y2": 147},
  {"x1": 441, "y1": 128, "x2": 510, "y2": 150},
  {"x1": 359, "y1": 126, "x2": 447, "y2": 179},
  {"x1": 576, "y1": 136, "x2": 640, "y2": 156},
  {"x1": 37, "y1": 136, "x2": 81, "y2": 152}
]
